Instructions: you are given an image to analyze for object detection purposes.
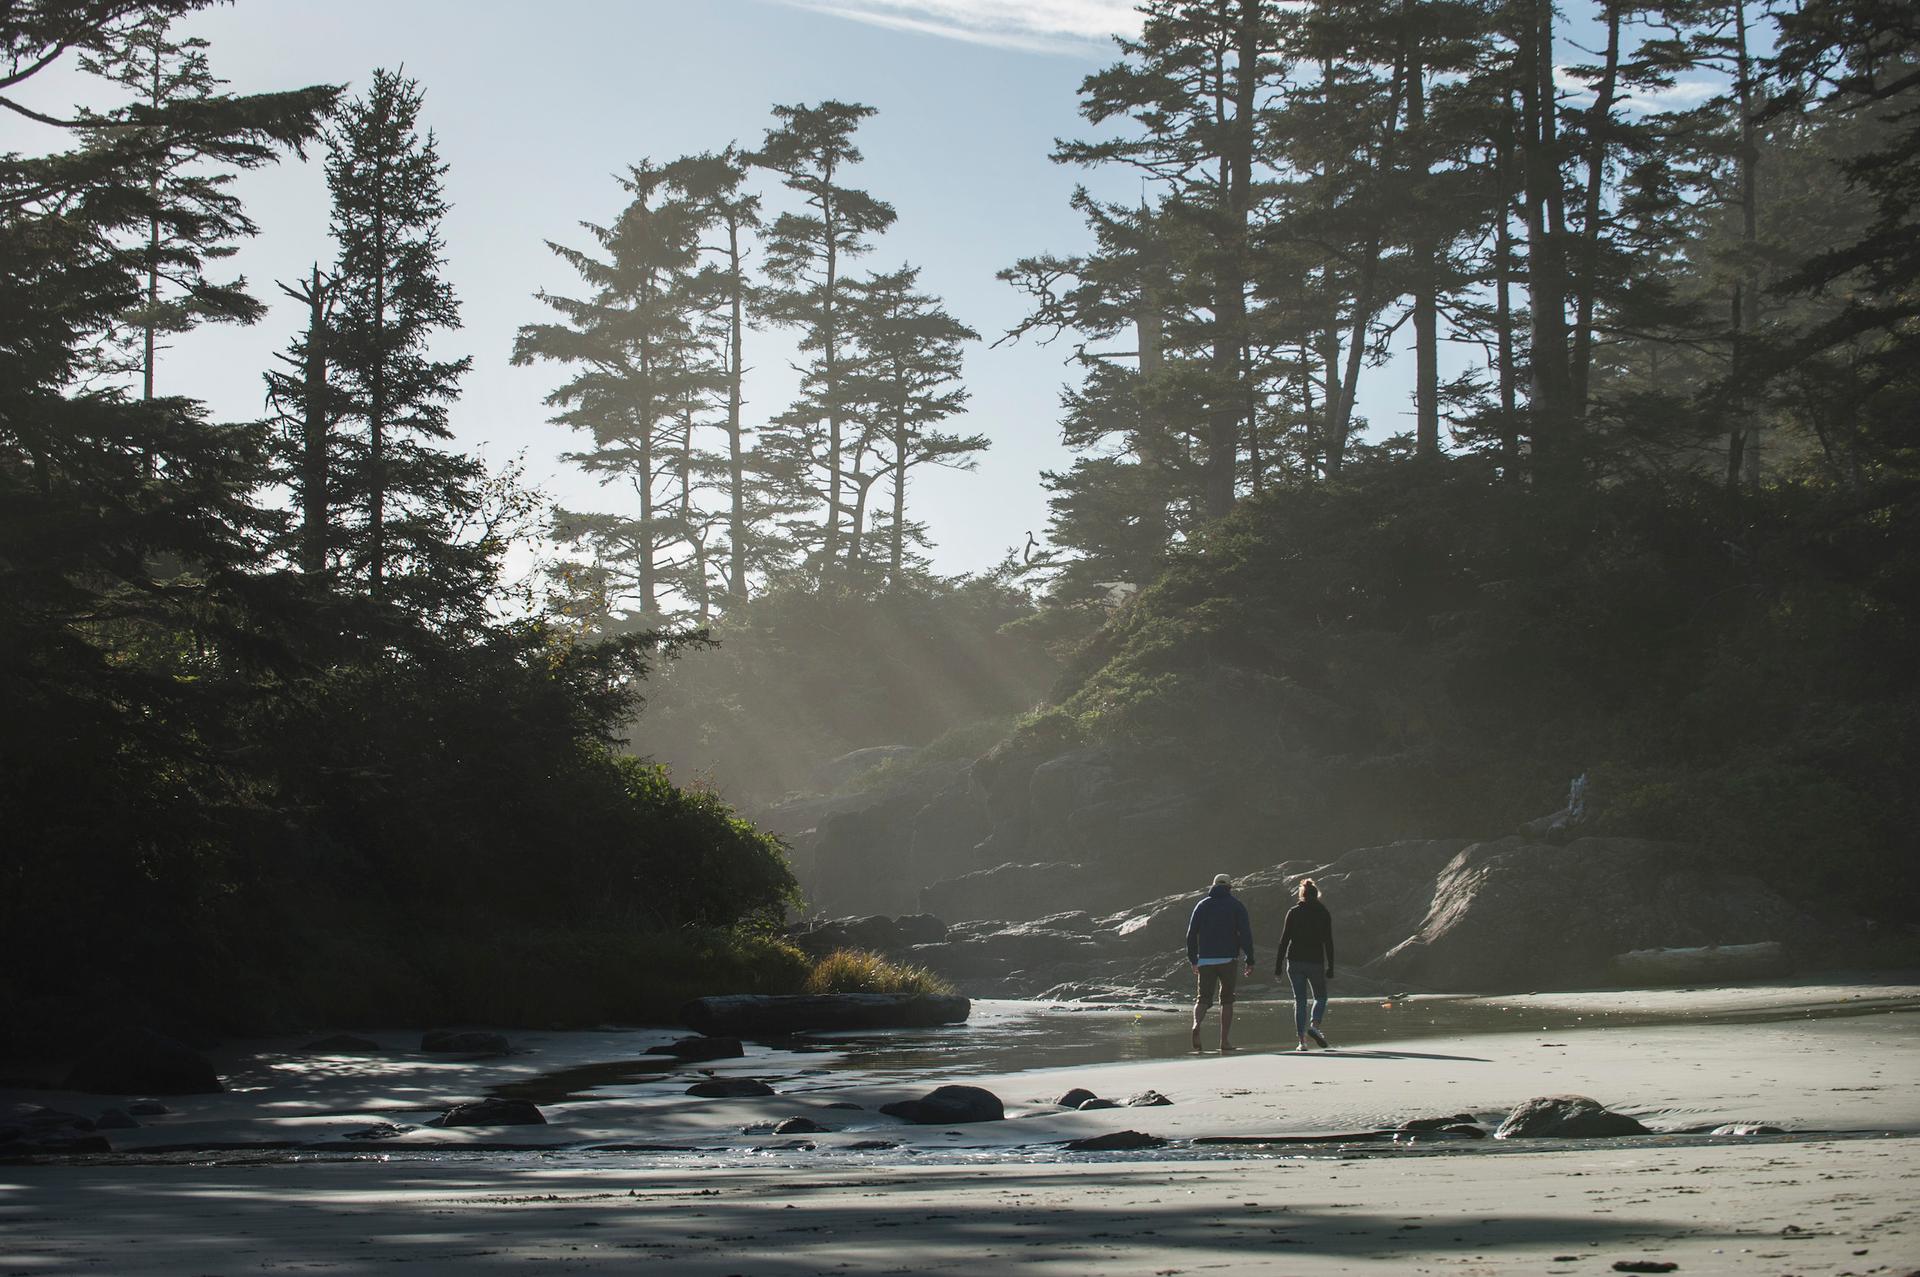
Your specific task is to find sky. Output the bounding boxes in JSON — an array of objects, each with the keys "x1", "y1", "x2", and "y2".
[
  {"x1": 6, "y1": 0, "x2": 1683, "y2": 581},
  {"x1": 6, "y1": 0, "x2": 1167, "y2": 579}
]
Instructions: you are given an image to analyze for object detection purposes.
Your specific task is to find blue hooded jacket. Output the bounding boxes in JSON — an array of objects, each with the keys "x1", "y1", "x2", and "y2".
[{"x1": 1186, "y1": 883, "x2": 1254, "y2": 965}]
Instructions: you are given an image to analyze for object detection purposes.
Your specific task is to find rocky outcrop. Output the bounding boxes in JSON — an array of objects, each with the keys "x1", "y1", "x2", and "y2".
[
  {"x1": 64, "y1": 1029, "x2": 222, "y2": 1096},
  {"x1": 1494, "y1": 1095, "x2": 1648, "y2": 1139},
  {"x1": 1366, "y1": 838, "x2": 1812, "y2": 992},
  {"x1": 686, "y1": 1078, "x2": 775, "y2": 1098},
  {"x1": 644, "y1": 1036, "x2": 744, "y2": 1063},
  {"x1": 681, "y1": 993, "x2": 971, "y2": 1037},
  {"x1": 1065, "y1": 1130, "x2": 1167, "y2": 1151},
  {"x1": 437, "y1": 1099, "x2": 545, "y2": 1127},
  {"x1": 920, "y1": 862, "x2": 1105, "y2": 925},
  {"x1": 420, "y1": 1031, "x2": 510, "y2": 1055},
  {"x1": 787, "y1": 913, "x2": 948, "y2": 959},
  {"x1": 879, "y1": 1084, "x2": 1003, "y2": 1124}
]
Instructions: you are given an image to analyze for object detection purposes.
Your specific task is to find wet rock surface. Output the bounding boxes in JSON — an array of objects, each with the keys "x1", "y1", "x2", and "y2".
[
  {"x1": 437, "y1": 1099, "x2": 545, "y2": 1127},
  {"x1": 1495, "y1": 1095, "x2": 1648, "y2": 1139},
  {"x1": 1064, "y1": 1129, "x2": 1168, "y2": 1151},
  {"x1": 879, "y1": 1084, "x2": 1004, "y2": 1125},
  {"x1": 686, "y1": 1078, "x2": 776, "y2": 1099}
]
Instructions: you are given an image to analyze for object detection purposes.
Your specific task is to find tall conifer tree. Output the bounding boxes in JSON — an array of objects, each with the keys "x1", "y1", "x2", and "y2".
[{"x1": 323, "y1": 68, "x2": 478, "y2": 611}]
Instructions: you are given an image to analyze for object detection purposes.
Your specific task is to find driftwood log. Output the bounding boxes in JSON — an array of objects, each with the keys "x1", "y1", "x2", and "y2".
[{"x1": 680, "y1": 993, "x2": 970, "y2": 1037}]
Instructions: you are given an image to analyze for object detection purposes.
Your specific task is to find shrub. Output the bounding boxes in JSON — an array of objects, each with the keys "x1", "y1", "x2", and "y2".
[{"x1": 803, "y1": 948, "x2": 954, "y2": 997}]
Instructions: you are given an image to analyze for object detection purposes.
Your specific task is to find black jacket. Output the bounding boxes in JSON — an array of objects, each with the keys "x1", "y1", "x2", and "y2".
[{"x1": 1275, "y1": 899, "x2": 1335, "y2": 972}]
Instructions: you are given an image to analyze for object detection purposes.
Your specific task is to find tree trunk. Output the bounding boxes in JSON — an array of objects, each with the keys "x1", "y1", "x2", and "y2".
[
  {"x1": 1570, "y1": 0, "x2": 1621, "y2": 414},
  {"x1": 300, "y1": 266, "x2": 331, "y2": 576},
  {"x1": 1497, "y1": 90, "x2": 1520, "y2": 477},
  {"x1": 725, "y1": 216, "x2": 749, "y2": 599},
  {"x1": 1409, "y1": 37, "x2": 1440, "y2": 459},
  {"x1": 1202, "y1": 0, "x2": 1261, "y2": 519},
  {"x1": 1520, "y1": 0, "x2": 1574, "y2": 475},
  {"x1": 821, "y1": 166, "x2": 843, "y2": 568},
  {"x1": 1727, "y1": 0, "x2": 1763, "y2": 490},
  {"x1": 368, "y1": 151, "x2": 388, "y2": 597}
]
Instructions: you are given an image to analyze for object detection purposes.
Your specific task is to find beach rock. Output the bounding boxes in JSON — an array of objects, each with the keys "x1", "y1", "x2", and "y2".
[
  {"x1": 127, "y1": 1102, "x2": 170, "y2": 1117},
  {"x1": 1441, "y1": 1123, "x2": 1487, "y2": 1138},
  {"x1": 774, "y1": 1117, "x2": 826, "y2": 1134},
  {"x1": 644, "y1": 1036, "x2": 745, "y2": 1063},
  {"x1": 420, "y1": 1030, "x2": 510, "y2": 1055},
  {"x1": 681, "y1": 993, "x2": 969, "y2": 1037},
  {"x1": 343, "y1": 1123, "x2": 414, "y2": 1140},
  {"x1": 1366, "y1": 837, "x2": 1813, "y2": 991},
  {"x1": 64, "y1": 1029, "x2": 222, "y2": 1096},
  {"x1": 92, "y1": 1109, "x2": 139, "y2": 1130},
  {"x1": 1399, "y1": 1112, "x2": 1478, "y2": 1132},
  {"x1": 1610, "y1": 1263, "x2": 1678, "y2": 1274},
  {"x1": 1077, "y1": 1097, "x2": 1119, "y2": 1111},
  {"x1": 686, "y1": 1078, "x2": 776, "y2": 1099},
  {"x1": 1065, "y1": 1130, "x2": 1168, "y2": 1151},
  {"x1": 880, "y1": 1084, "x2": 1004, "y2": 1125},
  {"x1": 1054, "y1": 1088, "x2": 1098, "y2": 1108},
  {"x1": 1495, "y1": 1095, "x2": 1649, "y2": 1139},
  {"x1": 844, "y1": 1139, "x2": 899, "y2": 1151},
  {"x1": 821, "y1": 1101, "x2": 864, "y2": 1111},
  {"x1": 436, "y1": 1099, "x2": 545, "y2": 1127},
  {"x1": 1711, "y1": 1122, "x2": 1785, "y2": 1136},
  {"x1": 304, "y1": 1034, "x2": 381, "y2": 1052},
  {"x1": 892, "y1": 913, "x2": 950, "y2": 946},
  {"x1": 1125, "y1": 1090, "x2": 1172, "y2": 1107}
]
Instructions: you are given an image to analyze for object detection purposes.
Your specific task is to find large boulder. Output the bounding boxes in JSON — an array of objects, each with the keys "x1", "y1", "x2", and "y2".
[
  {"x1": 63, "y1": 1029, "x2": 222, "y2": 1096},
  {"x1": 643, "y1": 1036, "x2": 744, "y2": 1063},
  {"x1": 879, "y1": 1084, "x2": 1004, "y2": 1125},
  {"x1": 437, "y1": 1099, "x2": 545, "y2": 1127},
  {"x1": 1495, "y1": 1095, "x2": 1648, "y2": 1139},
  {"x1": 1366, "y1": 837, "x2": 1812, "y2": 991},
  {"x1": 681, "y1": 993, "x2": 970, "y2": 1037}
]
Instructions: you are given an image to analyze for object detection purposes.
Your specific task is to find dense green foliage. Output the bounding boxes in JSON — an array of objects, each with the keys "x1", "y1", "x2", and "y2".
[
  {"x1": 0, "y1": 4, "x2": 797, "y2": 1042},
  {"x1": 1038, "y1": 460, "x2": 1917, "y2": 918}
]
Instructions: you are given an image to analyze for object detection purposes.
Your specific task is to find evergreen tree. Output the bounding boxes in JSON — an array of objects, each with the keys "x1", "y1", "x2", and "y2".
[
  {"x1": 671, "y1": 147, "x2": 768, "y2": 601},
  {"x1": 76, "y1": 6, "x2": 283, "y2": 401},
  {"x1": 323, "y1": 68, "x2": 480, "y2": 614},
  {"x1": 842, "y1": 265, "x2": 984, "y2": 583},
  {"x1": 514, "y1": 161, "x2": 713, "y2": 621},
  {"x1": 264, "y1": 264, "x2": 340, "y2": 577},
  {"x1": 752, "y1": 100, "x2": 896, "y2": 572}
]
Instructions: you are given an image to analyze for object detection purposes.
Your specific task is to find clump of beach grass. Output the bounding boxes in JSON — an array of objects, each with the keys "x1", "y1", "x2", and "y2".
[{"x1": 803, "y1": 948, "x2": 954, "y2": 997}]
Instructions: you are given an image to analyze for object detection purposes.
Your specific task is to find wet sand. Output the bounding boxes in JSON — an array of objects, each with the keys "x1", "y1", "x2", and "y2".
[{"x1": 2, "y1": 981, "x2": 1916, "y2": 1273}]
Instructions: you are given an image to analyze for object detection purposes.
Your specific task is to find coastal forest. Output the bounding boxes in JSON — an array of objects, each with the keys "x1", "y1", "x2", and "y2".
[{"x1": 2, "y1": 0, "x2": 1915, "y2": 1038}]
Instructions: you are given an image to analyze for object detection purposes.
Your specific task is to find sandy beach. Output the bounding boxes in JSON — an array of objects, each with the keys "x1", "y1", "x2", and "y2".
[{"x1": 3, "y1": 982, "x2": 1917, "y2": 1274}]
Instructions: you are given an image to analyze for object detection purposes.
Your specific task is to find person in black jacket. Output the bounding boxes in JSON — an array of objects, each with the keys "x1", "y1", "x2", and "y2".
[
  {"x1": 1275, "y1": 877, "x2": 1335, "y2": 1051},
  {"x1": 1185, "y1": 873, "x2": 1256, "y2": 1053}
]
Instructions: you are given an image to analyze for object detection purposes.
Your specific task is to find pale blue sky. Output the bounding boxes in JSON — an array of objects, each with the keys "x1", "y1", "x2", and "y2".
[{"x1": 11, "y1": 0, "x2": 1675, "y2": 579}]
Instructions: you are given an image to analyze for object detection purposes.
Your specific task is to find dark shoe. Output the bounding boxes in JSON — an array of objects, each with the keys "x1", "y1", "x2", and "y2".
[{"x1": 1307, "y1": 1025, "x2": 1330, "y2": 1049}]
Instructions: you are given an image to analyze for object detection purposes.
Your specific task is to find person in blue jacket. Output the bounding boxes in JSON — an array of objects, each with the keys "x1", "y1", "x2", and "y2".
[{"x1": 1185, "y1": 873, "x2": 1255, "y2": 1053}]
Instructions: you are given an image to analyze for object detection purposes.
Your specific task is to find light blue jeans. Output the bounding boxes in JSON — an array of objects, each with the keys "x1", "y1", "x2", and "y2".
[{"x1": 1288, "y1": 964, "x2": 1328, "y2": 1038}]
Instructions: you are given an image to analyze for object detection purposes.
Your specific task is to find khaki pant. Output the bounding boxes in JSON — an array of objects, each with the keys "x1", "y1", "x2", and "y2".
[{"x1": 1194, "y1": 961, "x2": 1239, "y2": 1013}]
